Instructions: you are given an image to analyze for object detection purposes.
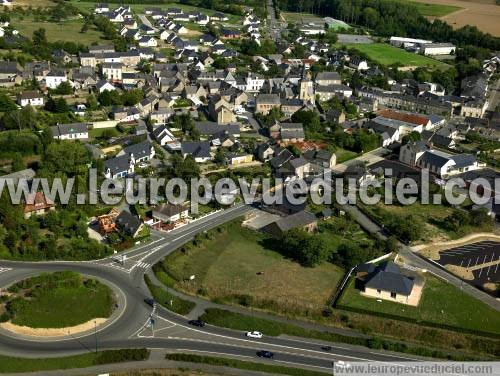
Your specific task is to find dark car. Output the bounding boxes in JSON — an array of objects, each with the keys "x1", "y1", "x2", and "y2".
[
  {"x1": 257, "y1": 350, "x2": 274, "y2": 359},
  {"x1": 144, "y1": 298, "x2": 155, "y2": 307},
  {"x1": 188, "y1": 319, "x2": 205, "y2": 327},
  {"x1": 321, "y1": 345, "x2": 332, "y2": 351}
]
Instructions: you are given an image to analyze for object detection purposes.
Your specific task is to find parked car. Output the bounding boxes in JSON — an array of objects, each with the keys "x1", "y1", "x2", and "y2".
[
  {"x1": 144, "y1": 298, "x2": 155, "y2": 307},
  {"x1": 188, "y1": 319, "x2": 205, "y2": 327},
  {"x1": 246, "y1": 331, "x2": 263, "y2": 339},
  {"x1": 256, "y1": 350, "x2": 274, "y2": 359}
]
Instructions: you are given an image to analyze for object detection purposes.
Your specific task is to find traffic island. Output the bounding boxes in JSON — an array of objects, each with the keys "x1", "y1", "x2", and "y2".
[{"x1": 0, "y1": 271, "x2": 123, "y2": 338}]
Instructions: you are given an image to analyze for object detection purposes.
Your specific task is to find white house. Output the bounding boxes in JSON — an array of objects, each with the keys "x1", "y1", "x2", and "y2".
[
  {"x1": 152, "y1": 203, "x2": 189, "y2": 223},
  {"x1": 96, "y1": 80, "x2": 116, "y2": 93},
  {"x1": 138, "y1": 36, "x2": 158, "y2": 48},
  {"x1": 51, "y1": 123, "x2": 89, "y2": 140},
  {"x1": 17, "y1": 91, "x2": 44, "y2": 107},
  {"x1": 45, "y1": 69, "x2": 67, "y2": 89}
]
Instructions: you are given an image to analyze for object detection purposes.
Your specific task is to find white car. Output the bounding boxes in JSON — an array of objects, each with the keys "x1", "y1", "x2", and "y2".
[
  {"x1": 246, "y1": 331, "x2": 263, "y2": 339},
  {"x1": 334, "y1": 361, "x2": 351, "y2": 369}
]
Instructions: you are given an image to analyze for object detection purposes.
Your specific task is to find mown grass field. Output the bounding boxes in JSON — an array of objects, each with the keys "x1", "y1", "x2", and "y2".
[
  {"x1": 409, "y1": 1, "x2": 462, "y2": 16},
  {"x1": 11, "y1": 16, "x2": 105, "y2": 44},
  {"x1": 157, "y1": 222, "x2": 344, "y2": 316},
  {"x1": 345, "y1": 43, "x2": 447, "y2": 68},
  {"x1": 6, "y1": 272, "x2": 114, "y2": 328},
  {"x1": 337, "y1": 277, "x2": 500, "y2": 335},
  {"x1": 0, "y1": 349, "x2": 149, "y2": 373}
]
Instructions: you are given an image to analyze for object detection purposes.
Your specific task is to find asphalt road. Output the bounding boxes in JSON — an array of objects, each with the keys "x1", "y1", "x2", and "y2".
[
  {"x1": 340, "y1": 204, "x2": 500, "y2": 311},
  {"x1": 0, "y1": 204, "x2": 426, "y2": 373}
]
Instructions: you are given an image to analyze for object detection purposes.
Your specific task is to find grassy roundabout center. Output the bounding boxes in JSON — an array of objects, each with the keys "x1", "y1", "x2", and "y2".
[{"x1": 0, "y1": 271, "x2": 115, "y2": 329}]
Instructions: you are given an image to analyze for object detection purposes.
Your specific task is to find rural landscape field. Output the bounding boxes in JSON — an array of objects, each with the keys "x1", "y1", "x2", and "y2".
[{"x1": 411, "y1": 0, "x2": 500, "y2": 36}]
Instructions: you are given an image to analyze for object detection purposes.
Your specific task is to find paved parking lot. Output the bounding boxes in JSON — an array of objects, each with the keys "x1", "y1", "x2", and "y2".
[{"x1": 437, "y1": 241, "x2": 500, "y2": 294}]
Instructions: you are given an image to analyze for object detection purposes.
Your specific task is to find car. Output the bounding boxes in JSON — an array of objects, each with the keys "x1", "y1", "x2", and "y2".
[
  {"x1": 256, "y1": 350, "x2": 274, "y2": 359},
  {"x1": 144, "y1": 298, "x2": 155, "y2": 307},
  {"x1": 321, "y1": 345, "x2": 332, "y2": 351},
  {"x1": 188, "y1": 319, "x2": 205, "y2": 327},
  {"x1": 334, "y1": 360, "x2": 351, "y2": 369},
  {"x1": 246, "y1": 331, "x2": 263, "y2": 339}
]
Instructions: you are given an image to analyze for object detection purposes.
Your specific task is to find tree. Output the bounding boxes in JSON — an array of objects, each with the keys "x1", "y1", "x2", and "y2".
[
  {"x1": 0, "y1": 93, "x2": 17, "y2": 112},
  {"x1": 32, "y1": 28, "x2": 47, "y2": 46},
  {"x1": 52, "y1": 81, "x2": 73, "y2": 95},
  {"x1": 402, "y1": 131, "x2": 421, "y2": 145},
  {"x1": 11, "y1": 153, "x2": 25, "y2": 172}
]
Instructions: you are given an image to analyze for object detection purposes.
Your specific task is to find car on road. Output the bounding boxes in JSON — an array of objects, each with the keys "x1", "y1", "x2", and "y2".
[
  {"x1": 188, "y1": 319, "x2": 205, "y2": 327},
  {"x1": 321, "y1": 345, "x2": 332, "y2": 351},
  {"x1": 246, "y1": 331, "x2": 263, "y2": 339},
  {"x1": 334, "y1": 360, "x2": 351, "y2": 369},
  {"x1": 144, "y1": 298, "x2": 155, "y2": 307},
  {"x1": 256, "y1": 350, "x2": 274, "y2": 358}
]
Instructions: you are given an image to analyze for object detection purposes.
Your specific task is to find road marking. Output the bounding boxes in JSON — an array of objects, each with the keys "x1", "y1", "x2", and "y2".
[{"x1": 0, "y1": 267, "x2": 12, "y2": 274}]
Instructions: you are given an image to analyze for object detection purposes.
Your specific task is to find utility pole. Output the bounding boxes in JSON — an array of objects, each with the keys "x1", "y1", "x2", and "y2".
[{"x1": 94, "y1": 320, "x2": 97, "y2": 354}]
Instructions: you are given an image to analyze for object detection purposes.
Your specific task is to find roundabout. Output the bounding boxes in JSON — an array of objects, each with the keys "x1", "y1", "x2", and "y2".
[{"x1": 0, "y1": 206, "x2": 428, "y2": 373}]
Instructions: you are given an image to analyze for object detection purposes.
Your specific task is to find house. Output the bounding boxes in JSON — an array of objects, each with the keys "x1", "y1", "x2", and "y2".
[
  {"x1": 51, "y1": 123, "x2": 88, "y2": 140},
  {"x1": 96, "y1": 80, "x2": 116, "y2": 93},
  {"x1": 257, "y1": 143, "x2": 275, "y2": 161},
  {"x1": 315, "y1": 71, "x2": 341, "y2": 86},
  {"x1": 0, "y1": 61, "x2": 20, "y2": 80},
  {"x1": 227, "y1": 152, "x2": 253, "y2": 165},
  {"x1": 299, "y1": 23, "x2": 325, "y2": 35},
  {"x1": 262, "y1": 211, "x2": 318, "y2": 237},
  {"x1": 104, "y1": 155, "x2": 134, "y2": 178},
  {"x1": 358, "y1": 261, "x2": 420, "y2": 305},
  {"x1": 399, "y1": 141, "x2": 482, "y2": 178},
  {"x1": 315, "y1": 84, "x2": 352, "y2": 100},
  {"x1": 102, "y1": 62, "x2": 123, "y2": 82},
  {"x1": 17, "y1": 91, "x2": 44, "y2": 107},
  {"x1": 365, "y1": 120, "x2": 400, "y2": 147},
  {"x1": 115, "y1": 210, "x2": 144, "y2": 238},
  {"x1": 181, "y1": 141, "x2": 212, "y2": 162},
  {"x1": 119, "y1": 141, "x2": 155, "y2": 163},
  {"x1": 45, "y1": 69, "x2": 67, "y2": 89},
  {"x1": 23, "y1": 192, "x2": 55, "y2": 219},
  {"x1": 220, "y1": 29, "x2": 241, "y2": 39},
  {"x1": 303, "y1": 149, "x2": 336, "y2": 169},
  {"x1": 255, "y1": 93, "x2": 281, "y2": 115},
  {"x1": 280, "y1": 122, "x2": 305, "y2": 143},
  {"x1": 153, "y1": 203, "x2": 189, "y2": 223},
  {"x1": 153, "y1": 124, "x2": 177, "y2": 146},
  {"x1": 138, "y1": 36, "x2": 158, "y2": 48},
  {"x1": 94, "y1": 3, "x2": 110, "y2": 13},
  {"x1": 349, "y1": 57, "x2": 369, "y2": 71}
]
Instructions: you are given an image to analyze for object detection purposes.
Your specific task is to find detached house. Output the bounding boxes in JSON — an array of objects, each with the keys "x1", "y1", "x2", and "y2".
[
  {"x1": 181, "y1": 141, "x2": 212, "y2": 163},
  {"x1": 17, "y1": 91, "x2": 44, "y2": 107},
  {"x1": 23, "y1": 192, "x2": 55, "y2": 219},
  {"x1": 51, "y1": 123, "x2": 88, "y2": 140},
  {"x1": 45, "y1": 69, "x2": 67, "y2": 89},
  {"x1": 153, "y1": 203, "x2": 189, "y2": 223},
  {"x1": 115, "y1": 210, "x2": 144, "y2": 238}
]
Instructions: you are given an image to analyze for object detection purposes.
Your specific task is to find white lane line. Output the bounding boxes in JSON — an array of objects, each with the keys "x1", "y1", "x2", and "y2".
[
  {"x1": 0, "y1": 267, "x2": 12, "y2": 274},
  {"x1": 486, "y1": 253, "x2": 495, "y2": 276}
]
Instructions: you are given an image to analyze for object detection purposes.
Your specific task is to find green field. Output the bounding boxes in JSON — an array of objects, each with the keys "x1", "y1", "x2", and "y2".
[
  {"x1": 409, "y1": 1, "x2": 461, "y2": 17},
  {"x1": 156, "y1": 221, "x2": 344, "y2": 316},
  {"x1": 11, "y1": 17, "x2": 105, "y2": 44},
  {"x1": 338, "y1": 277, "x2": 500, "y2": 335},
  {"x1": 0, "y1": 349, "x2": 149, "y2": 373},
  {"x1": 345, "y1": 43, "x2": 447, "y2": 68},
  {"x1": 4, "y1": 272, "x2": 114, "y2": 328}
]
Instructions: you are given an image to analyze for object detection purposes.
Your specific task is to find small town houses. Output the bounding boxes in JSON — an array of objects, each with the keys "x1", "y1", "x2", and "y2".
[{"x1": 0, "y1": 2, "x2": 498, "y2": 242}]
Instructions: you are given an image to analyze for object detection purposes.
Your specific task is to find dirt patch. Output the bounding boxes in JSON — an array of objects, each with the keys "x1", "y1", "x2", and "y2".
[
  {"x1": 445, "y1": 264, "x2": 474, "y2": 280},
  {"x1": 412, "y1": 0, "x2": 500, "y2": 36},
  {"x1": 1, "y1": 318, "x2": 108, "y2": 337},
  {"x1": 415, "y1": 233, "x2": 500, "y2": 259}
]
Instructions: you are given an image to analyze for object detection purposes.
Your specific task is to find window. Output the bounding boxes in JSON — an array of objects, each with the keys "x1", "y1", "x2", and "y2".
[{"x1": 391, "y1": 292, "x2": 397, "y2": 299}]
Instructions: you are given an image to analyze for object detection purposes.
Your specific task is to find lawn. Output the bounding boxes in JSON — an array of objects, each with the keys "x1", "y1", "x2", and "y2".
[
  {"x1": 155, "y1": 221, "x2": 344, "y2": 317},
  {"x1": 408, "y1": 1, "x2": 461, "y2": 17},
  {"x1": 11, "y1": 16, "x2": 105, "y2": 44},
  {"x1": 337, "y1": 277, "x2": 500, "y2": 336},
  {"x1": 335, "y1": 148, "x2": 358, "y2": 164},
  {"x1": 4, "y1": 272, "x2": 114, "y2": 328},
  {"x1": 282, "y1": 12, "x2": 325, "y2": 24},
  {"x1": 345, "y1": 43, "x2": 447, "y2": 68},
  {"x1": 0, "y1": 349, "x2": 149, "y2": 373}
]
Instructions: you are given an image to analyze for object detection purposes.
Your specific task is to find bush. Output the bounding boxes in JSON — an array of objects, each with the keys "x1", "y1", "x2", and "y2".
[{"x1": 94, "y1": 349, "x2": 149, "y2": 365}]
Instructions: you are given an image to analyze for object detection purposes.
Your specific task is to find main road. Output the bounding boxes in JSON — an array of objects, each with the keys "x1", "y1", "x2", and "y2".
[{"x1": 0, "y1": 203, "x2": 426, "y2": 373}]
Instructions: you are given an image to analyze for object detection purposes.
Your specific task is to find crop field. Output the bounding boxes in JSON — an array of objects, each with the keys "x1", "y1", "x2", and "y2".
[{"x1": 411, "y1": 0, "x2": 500, "y2": 36}]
